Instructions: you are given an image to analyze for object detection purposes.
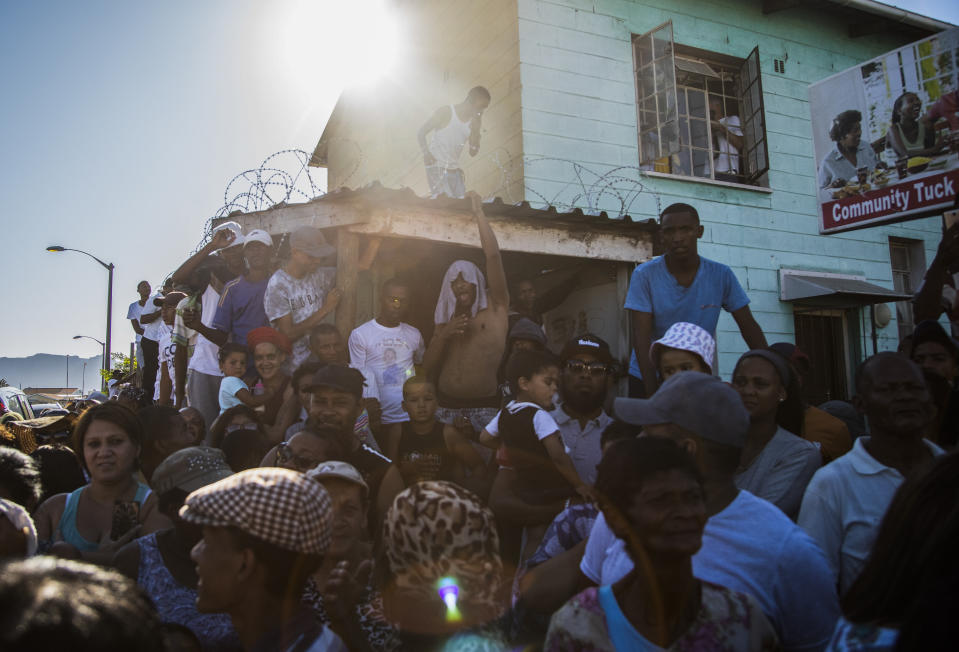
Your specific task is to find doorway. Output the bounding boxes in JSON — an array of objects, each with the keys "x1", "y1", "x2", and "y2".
[{"x1": 794, "y1": 310, "x2": 855, "y2": 405}]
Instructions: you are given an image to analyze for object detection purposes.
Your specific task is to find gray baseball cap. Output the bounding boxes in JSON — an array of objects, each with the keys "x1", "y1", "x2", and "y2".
[
  {"x1": 290, "y1": 226, "x2": 335, "y2": 258},
  {"x1": 613, "y1": 371, "x2": 749, "y2": 448}
]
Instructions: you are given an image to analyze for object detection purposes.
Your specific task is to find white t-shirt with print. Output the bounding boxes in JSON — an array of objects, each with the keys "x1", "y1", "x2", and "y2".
[
  {"x1": 264, "y1": 266, "x2": 336, "y2": 367},
  {"x1": 348, "y1": 319, "x2": 424, "y2": 424},
  {"x1": 154, "y1": 322, "x2": 175, "y2": 402}
]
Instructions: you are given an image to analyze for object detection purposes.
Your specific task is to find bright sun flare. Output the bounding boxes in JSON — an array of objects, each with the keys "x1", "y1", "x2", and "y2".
[{"x1": 280, "y1": 0, "x2": 402, "y2": 91}]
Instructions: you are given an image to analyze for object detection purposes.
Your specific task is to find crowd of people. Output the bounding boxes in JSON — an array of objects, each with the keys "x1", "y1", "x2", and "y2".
[{"x1": 1, "y1": 190, "x2": 957, "y2": 652}]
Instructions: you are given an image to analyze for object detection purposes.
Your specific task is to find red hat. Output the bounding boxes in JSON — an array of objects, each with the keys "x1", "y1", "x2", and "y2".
[{"x1": 246, "y1": 327, "x2": 292, "y2": 356}]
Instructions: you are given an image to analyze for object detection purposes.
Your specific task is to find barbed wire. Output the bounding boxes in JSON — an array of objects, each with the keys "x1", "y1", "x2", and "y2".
[{"x1": 195, "y1": 143, "x2": 662, "y2": 252}]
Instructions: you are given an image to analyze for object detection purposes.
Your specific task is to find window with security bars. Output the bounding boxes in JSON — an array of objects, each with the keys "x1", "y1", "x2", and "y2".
[
  {"x1": 633, "y1": 22, "x2": 769, "y2": 186},
  {"x1": 888, "y1": 237, "x2": 926, "y2": 342}
]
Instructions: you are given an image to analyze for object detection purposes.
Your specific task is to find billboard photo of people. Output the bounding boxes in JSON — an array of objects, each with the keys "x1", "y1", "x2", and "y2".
[{"x1": 809, "y1": 28, "x2": 959, "y2": 234}]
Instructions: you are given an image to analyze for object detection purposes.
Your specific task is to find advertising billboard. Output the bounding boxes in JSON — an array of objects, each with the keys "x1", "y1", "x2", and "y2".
[{"x1": 809, "y1": 29, "x2": 959, "y2": 234}]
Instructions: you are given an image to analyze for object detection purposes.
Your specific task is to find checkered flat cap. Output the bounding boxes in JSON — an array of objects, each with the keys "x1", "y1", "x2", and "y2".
[{"x1": 179, "y1": 467, "x2": 332, "y2": 555}]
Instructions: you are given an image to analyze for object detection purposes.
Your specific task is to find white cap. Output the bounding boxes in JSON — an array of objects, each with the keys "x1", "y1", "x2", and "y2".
[
  {"x1": 212, "y1": 221, "x2": 244, "y2": 248},
  {"x1": 244, "y1": 229, "x2": 273, "y2": 248}
]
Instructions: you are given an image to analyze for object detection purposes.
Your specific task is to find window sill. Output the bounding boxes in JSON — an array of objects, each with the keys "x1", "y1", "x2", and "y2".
[{"x1": 641, "y1": 170, "x2": 773, "y2": 194}]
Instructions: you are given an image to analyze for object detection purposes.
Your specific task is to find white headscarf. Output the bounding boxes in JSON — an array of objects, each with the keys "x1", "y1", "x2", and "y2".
[
  {"x1": 0, "y1": 498, "x2": 38, "y2": 557},
  {"x1": 434, "y1": 260, "x2": 488, "y2": 324}
]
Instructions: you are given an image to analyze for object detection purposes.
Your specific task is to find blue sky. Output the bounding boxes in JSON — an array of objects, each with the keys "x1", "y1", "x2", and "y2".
[{"x1": 2, "y1": 0, "x2": 957, "y2": 360}]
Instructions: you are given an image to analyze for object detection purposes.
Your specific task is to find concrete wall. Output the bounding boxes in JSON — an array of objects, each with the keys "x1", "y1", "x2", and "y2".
[
  {"x1": 516, "y1": 0, "x2": 945, "y2": 375},
  {"x1": 323, "y1": 0, "x2": 525, "y2": 201}
]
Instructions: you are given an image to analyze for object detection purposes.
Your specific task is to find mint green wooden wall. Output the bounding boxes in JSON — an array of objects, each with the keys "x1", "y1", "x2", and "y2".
[{"x1": 517, "y1": 0, "x2": 945, "y2": 376}]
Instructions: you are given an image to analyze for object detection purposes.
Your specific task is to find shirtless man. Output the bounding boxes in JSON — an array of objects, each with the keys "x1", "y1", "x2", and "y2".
[{"x1": 423, "y1": 191, "x2": 509, "y2": 433}]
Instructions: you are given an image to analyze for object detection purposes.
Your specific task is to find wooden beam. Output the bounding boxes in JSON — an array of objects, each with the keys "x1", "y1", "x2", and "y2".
[
  {"x1": 220, "y1": 200, "x2": 655, "y2": 263},
  {"x1": 346, "y1": 207, "x2": 655, "y2": 264},
  {"x1": 218, "y1": 199, "x2": 371, "y2": 235},
  {"x1": 335, "y1": 231, "x2": 360, "y2": 336}
]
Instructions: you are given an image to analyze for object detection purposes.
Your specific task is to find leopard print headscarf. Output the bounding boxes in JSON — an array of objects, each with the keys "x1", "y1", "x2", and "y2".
[{"x1": 383, "y1": 481, "x2": 503, "y2": 612}]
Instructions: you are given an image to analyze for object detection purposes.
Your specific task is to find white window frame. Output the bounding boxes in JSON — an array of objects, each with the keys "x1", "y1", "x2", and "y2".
[{"x1": 632, "y1": 21, "x2": 770, "y2": 186}]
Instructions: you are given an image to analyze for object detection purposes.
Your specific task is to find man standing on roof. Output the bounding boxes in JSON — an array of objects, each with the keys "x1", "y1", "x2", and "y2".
[{"x1": 417, "y1": 86, "x2": 490, "y2": 199}]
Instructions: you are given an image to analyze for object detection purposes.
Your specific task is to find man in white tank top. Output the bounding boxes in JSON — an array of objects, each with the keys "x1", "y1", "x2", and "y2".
[{"x1": 417, "y1": 86, "x2": 490, "y2": 198}]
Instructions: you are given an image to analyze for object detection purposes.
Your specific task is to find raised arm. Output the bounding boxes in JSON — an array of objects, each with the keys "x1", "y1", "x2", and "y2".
[
  {"x1": 915, "y1": 223, "x2": 959, "y2": 322},
  {"x1": 171, "y1": 228, "x2": 235, "y2": 285},
  {"x1": 468, "y1": 191, "x2": 508, "y2": 310}
]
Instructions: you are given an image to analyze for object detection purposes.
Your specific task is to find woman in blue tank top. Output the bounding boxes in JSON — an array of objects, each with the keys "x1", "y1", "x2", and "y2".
[{"x1": 34, "y1": 402, "x2": 171, "y2": 563}]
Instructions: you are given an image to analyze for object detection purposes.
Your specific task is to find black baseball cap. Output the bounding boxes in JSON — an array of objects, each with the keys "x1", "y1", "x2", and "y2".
[
  {"x1": 304, "y1": 365, "x2": 366, "y2": 398},
  {"x1": 559, "y1": 333, "x2": 613, "y2": 364}
]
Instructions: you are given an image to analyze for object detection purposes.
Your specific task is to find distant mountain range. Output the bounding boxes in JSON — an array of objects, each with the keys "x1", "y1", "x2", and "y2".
[{"x1": 0, "y1": 354, "x2": 103, "y2": 394}]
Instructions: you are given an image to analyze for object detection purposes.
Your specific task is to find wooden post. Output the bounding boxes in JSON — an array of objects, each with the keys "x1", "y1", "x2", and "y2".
[
  {"x1": 336, "y1": 230, "x2": 360, "y2": 338},
  {"x1": 616, "y1": 263, "x2": 632, "y2": 397}
]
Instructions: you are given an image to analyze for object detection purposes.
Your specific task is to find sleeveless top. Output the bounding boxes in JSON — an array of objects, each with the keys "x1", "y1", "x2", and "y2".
[
  {"x1": 428, "y1": 104, "x2": 472, "y2": 169},
  {"x1": 397, "y1": 422, "x2": 452, "y2": 484},
  {"x1": 57, "y1": 482, "x2": 152, "y2": 552},
  {"x1": 137, "y1": 532, "x2": 240, "y2": 652},
  {"x1": 894, "y1": 122, "x2": 928, "y2": 155}
]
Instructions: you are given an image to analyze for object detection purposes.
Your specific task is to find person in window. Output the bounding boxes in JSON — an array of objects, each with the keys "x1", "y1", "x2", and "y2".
[
  {"x1": 818, "y1": 109, "x2": 879, "y2": 189},
  {"x1": 885, "y1": 91, "x2": 947, "y2": 160},
  {"x1": 709, "y1": 95, "x2": 743, "y2": 183}
]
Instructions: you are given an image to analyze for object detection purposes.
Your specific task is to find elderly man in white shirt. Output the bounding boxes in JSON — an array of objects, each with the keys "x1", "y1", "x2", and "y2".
[{"x1": 798, "y1": 352, "x2": 944, "y2": 595}]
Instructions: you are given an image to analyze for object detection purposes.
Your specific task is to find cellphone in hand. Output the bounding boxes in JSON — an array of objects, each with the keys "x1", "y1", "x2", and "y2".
[{"x1": 111, "y1": 500, "x2": 140, "y2": 540}]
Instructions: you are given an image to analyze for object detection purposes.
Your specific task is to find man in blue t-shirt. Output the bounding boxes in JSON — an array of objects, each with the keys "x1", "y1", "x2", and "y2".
[
  {"x1": 192, "y1": 230, "x2": 274, "y2": 368},
  {"x1": 627, "y1": 203, "x2": 766, "y2": 396}
]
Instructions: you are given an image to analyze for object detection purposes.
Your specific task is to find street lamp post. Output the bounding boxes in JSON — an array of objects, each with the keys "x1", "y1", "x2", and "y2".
[
  {"x1": 48, "y1": 246, "x2": 114, "y2": 390},
  {"x1": 73, "y1": 335, "x2": 106, "y2": 391}
]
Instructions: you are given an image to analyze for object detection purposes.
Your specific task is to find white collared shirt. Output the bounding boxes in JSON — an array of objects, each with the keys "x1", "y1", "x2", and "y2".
[
  {"x1": 817, "y1": 140, "x2": 879, "y2": 189},
  {"x1": 797, "y1": 436, "x2": 944, "y2": 594},
  {"x1": 550, "y1": 405, "x2": 611, "y2": 486}
]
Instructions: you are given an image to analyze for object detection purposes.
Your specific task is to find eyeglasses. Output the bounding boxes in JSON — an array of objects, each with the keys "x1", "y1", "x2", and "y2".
[
  {"x1": 565, "y1": 360, "x2": 609, "y2": 376},
  {"x1": 276, "y1": 442, "x2": 323, "y2": 472}
]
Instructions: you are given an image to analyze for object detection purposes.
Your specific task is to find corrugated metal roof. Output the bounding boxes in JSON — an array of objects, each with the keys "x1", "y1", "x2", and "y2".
[{"x1": 299, "y1": 182, "x2": 660, "y2": 235}]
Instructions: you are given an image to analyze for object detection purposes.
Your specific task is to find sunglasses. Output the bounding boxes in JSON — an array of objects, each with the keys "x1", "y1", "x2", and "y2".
[
  {"x1": 276, "y1": 442, "x2": 323, "y2": 472},
  {"x1": 565, "y1": 360, "x2": 609, "y2": 376}
]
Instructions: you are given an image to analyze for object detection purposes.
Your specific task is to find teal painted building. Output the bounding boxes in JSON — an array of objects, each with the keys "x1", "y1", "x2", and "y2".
[{"x1": 311, "y1": 0, "x2": 953, "y2": 402}]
